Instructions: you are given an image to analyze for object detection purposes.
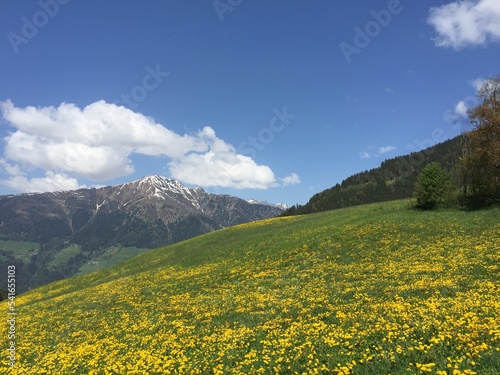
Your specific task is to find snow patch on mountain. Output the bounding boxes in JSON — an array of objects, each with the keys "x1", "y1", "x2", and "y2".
[
  {"x1": 247, "y1": 198, "x2": 288, "y2": 210},
  {"x1": 133, "y1": 175, "x2": 204, "y2": 210}
]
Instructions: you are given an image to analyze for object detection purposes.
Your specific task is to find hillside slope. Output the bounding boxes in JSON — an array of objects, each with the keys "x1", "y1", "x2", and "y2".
[
  {"x1": 0, "y1": 175, "x2": 282, "y2": 292},
  {"x1": 2, "y1": 200, "x2": 499, "y2": 374},
  {"x1": 284, "y1": 136, "x2": 462, "y2": 215}
]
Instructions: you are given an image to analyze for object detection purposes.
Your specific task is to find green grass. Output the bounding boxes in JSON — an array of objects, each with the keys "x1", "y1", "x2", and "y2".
[
  {"x1": 76, "y1": 246, "x2": 150, "y2": 275},
  {"x1": 48, "y1": 244, "x2": 81, "y2": 269},
  {"x1": 2, "y1": 200, "x2": 499, "y2": 374},
  {"x1": 0, "y1": 239, "x2": 39, "y2": 261}
]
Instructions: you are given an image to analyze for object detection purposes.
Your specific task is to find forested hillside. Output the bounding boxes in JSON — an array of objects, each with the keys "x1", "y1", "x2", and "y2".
[{"x1": 284, "y1": 136, "x2": 462, "y2": 215}]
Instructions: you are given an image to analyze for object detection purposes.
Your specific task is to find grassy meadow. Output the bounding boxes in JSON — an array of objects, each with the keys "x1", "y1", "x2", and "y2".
[
  {"x1": 75, "y1": 246, "x2": 151, "y2": 275},
  {"x1": 2, "y1": 200, "x2": 499, "y2": 374},
  {"x1": 0, "y1": 240, "x2": 39, "y2": 262}
]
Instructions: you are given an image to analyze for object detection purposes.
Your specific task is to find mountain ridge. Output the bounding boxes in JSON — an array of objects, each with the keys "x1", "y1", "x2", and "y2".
[{"x1": 0, "y1": 175, "x2": 283, "y2": 292}]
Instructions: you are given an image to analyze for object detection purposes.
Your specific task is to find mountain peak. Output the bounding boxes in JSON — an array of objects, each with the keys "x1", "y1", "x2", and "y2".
[
  {"x1": 248, "y1": 198, "x2": 288, "y2": 210},
  {"x1": 135, "y1": 174, "x2": 178, "y2": 186},
  {"x1": 123, "y1": 175, "x2": 204, "y2": 209},
  {"x1": 0, "y1": 174, "x2": 283, "y2": 293}
]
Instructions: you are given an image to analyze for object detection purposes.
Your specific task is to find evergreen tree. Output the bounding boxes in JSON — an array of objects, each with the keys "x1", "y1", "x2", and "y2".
[{"x1": 414, "y1": 162, "x2": 449, "y2": 209}]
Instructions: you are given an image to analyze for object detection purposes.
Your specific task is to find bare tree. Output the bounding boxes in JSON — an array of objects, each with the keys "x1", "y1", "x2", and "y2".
[{"x1": 463, "y1": 77, "x2": 500, "y2": 204}]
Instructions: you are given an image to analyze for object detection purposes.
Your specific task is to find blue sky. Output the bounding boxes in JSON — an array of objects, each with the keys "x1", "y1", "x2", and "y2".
[{"x1": 1, "y1": 0, "x2": 499, "y2": 205}]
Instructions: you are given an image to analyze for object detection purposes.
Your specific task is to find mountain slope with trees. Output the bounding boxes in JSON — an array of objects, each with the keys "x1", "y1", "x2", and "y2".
[
  {"x1": 0, "y1": 176, "x2": 283, "y2": 292},
  {"x1": 283, "y1": 136, "x2": 462, "y2": 215},
  {"x1": 414, "y1": 76, "x2": 500, "y2": 210}
]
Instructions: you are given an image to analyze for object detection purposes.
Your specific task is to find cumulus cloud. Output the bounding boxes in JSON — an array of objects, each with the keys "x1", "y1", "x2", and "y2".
[
  {"x1": 0, "y1": 158, "x2": 83, "y2": 193},
  {"x1": 470, "y1": 77, "x2": 487, "y2": 91},
  {"x1": 281, "y1": 173, "x2": 301, "y2": 187},
  {"x1": 0, "y1": 159, "x2": 23, "y2": 177},
  {"x1": 454, "y1": 100, "x2": 469, "y2": 118},
  {"x1": 378, "y1": 146, "x2": 396, "y2": 154},
  {"x1": 428, "y1": 0, "x2": 500, "y2": 49},
  {"x1": 0, "y1": 100, "x2": 205, "y2": 181},
  {"x1": 360, "y1": 146, "x2": 396, "y2": 159},
  {"x1": 445, "y1": 78, "x2": 485, "y2": 127},
  {"x1": 168, "y1": 126, "x2": 278, "y2": 189},
  {"x1": 0, "y1": 100, "x2": 298, "y2": 192},
  {"x1": 3, "y1": 172, "x2": 83, "y2": 193}
]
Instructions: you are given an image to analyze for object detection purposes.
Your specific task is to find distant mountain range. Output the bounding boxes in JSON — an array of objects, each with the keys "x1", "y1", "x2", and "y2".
[
  {"x1": 0, "y1": 175, "x2": 284, "y2": 292},
  {"x1": 247, "y1": 198, "x2": 288, "y2": 210}
]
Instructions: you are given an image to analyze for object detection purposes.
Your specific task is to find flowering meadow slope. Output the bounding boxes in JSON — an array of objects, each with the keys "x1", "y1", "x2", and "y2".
[{"x1": 2, "y1": 200, "x2": 499, "y2": 374}]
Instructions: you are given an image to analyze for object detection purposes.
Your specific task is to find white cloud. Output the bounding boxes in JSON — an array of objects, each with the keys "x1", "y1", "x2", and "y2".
[
  {"x1": 360, "y1": 146, "x2": 396, "y2": 159},
  {"x1": 445, "y1": 78, "x2": 484, "y2": 126},
  {"x1": 281, "y1": 173, "x2": 300, "y2": 186},
  {"x1": 454, "y1": 100, "x2": 469, "y2": 118},
  {"x1": 2, "y1": 172, "x2": 83, "y2": 193},
  {"x1": 378, "y1": 146, "x2": 396, "y2": 154},
  {"x1": 0, "y1": 100, "x2": 298, "y2": 192},
  {"x1": 428, "y1": 0, "x2": 500, "y2": 49},
  {"x1": 168, "y1": 127, "x2": 278, "y2": 189},
  {"x1": 0, "y1": 159, "x2": 23, "y2": 177},
  {"x1": 0, "y1": 100, "x2": 206, "y2": 181},
  {"x1": 3, "y1": 131, "x2": 135, "y2": 181},
  {"x1": 470, "y1": 77, "x2": 487, "y2": 91}
]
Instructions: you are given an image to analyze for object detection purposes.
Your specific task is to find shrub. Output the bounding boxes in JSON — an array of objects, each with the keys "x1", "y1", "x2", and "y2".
[{"x1": 414, "y1": 162, "x2": 450, "y2": 209}]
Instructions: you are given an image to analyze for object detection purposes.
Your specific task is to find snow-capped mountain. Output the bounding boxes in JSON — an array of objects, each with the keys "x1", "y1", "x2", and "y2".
[
  {"x1": 0, "y1": 175, "x2": 284, "y2": 248},
  {"x1": 0, "y1": 175, "x2": 284, "y2": 291},
  {"x1": 113, "y1": 175, "x2": 206, "y2": 211},
  {"x1": 247, "y1": 198, "x2": 288, "y2": 210}
]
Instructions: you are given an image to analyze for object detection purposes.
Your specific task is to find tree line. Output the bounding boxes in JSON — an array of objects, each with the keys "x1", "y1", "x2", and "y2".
[
  {"x1": 415, "y1": 77, "x2": 500, "y2": 209},
  {"x1": 284, "y1": 77, "x2": 500, "y2": 216}
]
